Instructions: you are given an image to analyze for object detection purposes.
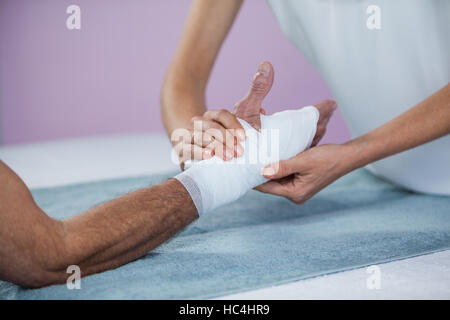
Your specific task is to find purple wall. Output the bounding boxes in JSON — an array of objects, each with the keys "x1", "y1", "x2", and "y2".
[{"x1": 0, "y1": 0, "x2": 350, "y2": 145}]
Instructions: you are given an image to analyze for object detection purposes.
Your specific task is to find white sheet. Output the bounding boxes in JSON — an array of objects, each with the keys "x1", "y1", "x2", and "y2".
[
  {"x1": 0, "y1": 134, "x2": 178, "y2": 189},
  {"x1": 1, "y1": 134, "x2": 449, "y2": 299}
]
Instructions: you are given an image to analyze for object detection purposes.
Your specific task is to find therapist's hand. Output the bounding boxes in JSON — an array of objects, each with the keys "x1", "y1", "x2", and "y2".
[
  {"x1": 257, "y1": 83, "x2": 450, "y2": 203},
  {"x1": 256, "y1": 144, "x2": 350, "y2": 204},
  {"x1": 174, "y1": 61, "x2": 274, "y2": 169},
  {"x1": 255, "y1": 99, "x2": 341, "y2": 204}
]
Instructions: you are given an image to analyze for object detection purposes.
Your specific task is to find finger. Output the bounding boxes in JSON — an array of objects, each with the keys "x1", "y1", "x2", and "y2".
[
  {"x1": 207, "y1": 139, "x2": 236, "y2": 161},
  {"x1": 192, "y1": 130, "x2": 214, "y2": 148},
  {"x1": 203, "y1": 109, "x2": 246, "y2": 141},
  {"x1": 192, "y1": 118, "x2": 228, "y2": 144},
  {"x1": 261, "y1": 157, "x2": 301, "y2": 179},
  {"x1": 178, "y1": 143, "x2": 213, "y2": 164},
  {"x1": 232, "y1": 61, "x2": 275, "y2": 130},
  {"x1": 244, "y1": 61, "x2": 274, "y2": 109},
  {"x1": 199, "y1": 120, "x2": 238, "y2": 155},
  {"x1": 255, "y1": 180, "x2": 292, "y2": 198}
]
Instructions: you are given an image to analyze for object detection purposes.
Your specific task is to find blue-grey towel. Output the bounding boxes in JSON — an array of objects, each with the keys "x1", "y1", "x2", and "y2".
[{"x1": 1, "y1": 169, "x2": 449, "y2": 299}]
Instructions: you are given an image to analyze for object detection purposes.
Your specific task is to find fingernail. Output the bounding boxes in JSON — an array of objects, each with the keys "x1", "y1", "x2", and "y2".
[
  {"x1": 258, "y1": 62, "x2": 270, "y2": 77},
  {"x1": 253, "y1": 72, "x2": 262, "y2": 81},
  {"x1": 237, "y1": 129, "x2": 246, "y2": 141},
  {"x1": 262, "y1": 166, "x2": 275, "y2": 177}
]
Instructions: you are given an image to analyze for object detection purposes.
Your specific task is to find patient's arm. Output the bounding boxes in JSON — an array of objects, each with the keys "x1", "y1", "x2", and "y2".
[{"x1": 0, "y1": 160, "x2": 197, "y2": 288}]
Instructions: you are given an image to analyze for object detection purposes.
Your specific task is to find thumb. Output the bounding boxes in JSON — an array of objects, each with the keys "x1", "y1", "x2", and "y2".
[
  {"x1": 244, "y1": 61, "x2": 274, "y2": 108},
  {"x1": 233, "y1": 61, "x2": 274, "y2": 129},
  {"x1": 261, "y1": 157, "x2": 300, "y2": 180}
]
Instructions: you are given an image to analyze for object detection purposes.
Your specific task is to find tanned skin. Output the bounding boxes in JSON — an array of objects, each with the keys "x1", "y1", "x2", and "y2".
[{"x1": 0, "y1": 163, "x2": 197, "y2": 288}]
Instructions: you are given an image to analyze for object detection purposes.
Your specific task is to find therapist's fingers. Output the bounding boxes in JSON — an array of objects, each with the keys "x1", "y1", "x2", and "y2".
[
  {"x1": 176, "y1": 142, "x2": 213, "y2": 166},
  {"x1": 255, "y1": 179, "x2": 296, "y2": 199},
  {"x1": 256, "y1": 156, "x2": 308, "y2": 203},
  {"x1": 261, "y1": 156, "x2": 303, "y2": 180},
  {"x1": 192, "y1": 129, "x2": 214, "y2": 147},
  {"x1": 190, "y1": 116, "x2": 239, "y2": 146},
  {"x1": 206, "y1": 139, "x2": 237, "y2": 161},
  {"x1": 203, "y1": 109, "x2": 246, "y2": 141},
  {"x1": 242, "y1": 61, "x2": 274, "y2": 109},
  {"x1": 257, "y1": 144, "x2": 347, "y2": 204},
  {"x1": 193, "y1": 119, "x2": 239, "y2": 159},
  {"x1": 233, "y1": 61, "x2": 275, "y2": 130}
]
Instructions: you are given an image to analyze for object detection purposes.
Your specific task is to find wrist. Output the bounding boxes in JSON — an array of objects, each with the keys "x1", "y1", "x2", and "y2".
[
  {"x1": 161, "y1": 88, "x2": 206, "y2": 136},
  {"x1": 341, "y1": 134, "x2": 376, "y2": 173}
]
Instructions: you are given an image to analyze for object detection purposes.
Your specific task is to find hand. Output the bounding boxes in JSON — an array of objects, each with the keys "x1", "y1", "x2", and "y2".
[
  {"x1": 182, "y1": 108, "x2": 247, "y2": 165},
  {"x1": 255, "y1": 98, "x2": 339, "y2": 203},
  {"x1": 256, "y1": 144, "x2": 352, "y2": 204},
  {"x1": 173, "y1": 61, "x2": 274, "y2": 170}
]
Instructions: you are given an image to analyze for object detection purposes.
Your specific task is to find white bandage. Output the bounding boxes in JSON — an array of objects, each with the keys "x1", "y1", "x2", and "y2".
[{"x1": 175, "y1": 106, "x2": 319, "y2": 215}]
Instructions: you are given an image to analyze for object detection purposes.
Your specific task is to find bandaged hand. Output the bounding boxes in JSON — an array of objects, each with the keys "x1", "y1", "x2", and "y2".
[
  {"x1": 173, "y1": 61, "x2": 337, "y2": 215},
  {"x1": 175, "y1": 106, "x2": 320, "y2": 215}
]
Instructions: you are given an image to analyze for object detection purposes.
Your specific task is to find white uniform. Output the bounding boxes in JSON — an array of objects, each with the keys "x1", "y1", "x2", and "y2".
[{"x1": 266, "y1": 0, "x2": 450, "y2": 195}]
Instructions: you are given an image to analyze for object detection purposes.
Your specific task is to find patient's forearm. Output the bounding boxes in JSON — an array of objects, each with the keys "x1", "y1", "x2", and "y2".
[
  {"x1": 61, "y1": 179, "x2": 197, "y2": 278},
  {"x1": 177, "y1": 107, "x2": 320, "y2": 215},
  {"x1": 0, "y1": 160, "x2": 197, "y2": 287},
  {"x1": 343, "y1": 83, "x2": 450, "y2": 172}
]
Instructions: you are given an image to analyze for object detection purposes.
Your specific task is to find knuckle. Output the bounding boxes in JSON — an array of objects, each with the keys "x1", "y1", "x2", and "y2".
[
  {"x1": 190, "y1": 117, "x2": 203, "y2": 129},
  {"x1": 296, "y1": 190, "x2": 306, "y2": 199},
  {"x1": 287, "y1": 197, "x2": 297, "y2": 204},
  {"x1": 292, "y1": 192, "x2": 308, "y2": 204},
  {"x1": 251, "y1": 80, "x2": 268, "y2": 95},
  {"x1": 288, "y1": 194, "x2": 304, "y2": 205},
  {"x1": 286, "y1": 190, "x2": 297, "y2": 199},
  {"x1": 217, "y1": 109, "x2": 229, "y2": 119},
  {"x1": 206, "y1": 120, "x2": 219, "y2": 129},
  {"x1": 207, "y1": 126, "x2": 222, "y2": 139}
]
